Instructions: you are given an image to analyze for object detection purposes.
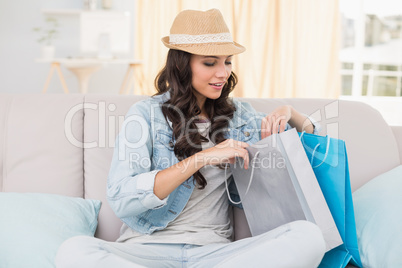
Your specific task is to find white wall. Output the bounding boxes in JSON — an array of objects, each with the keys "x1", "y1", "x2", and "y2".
[{"x1": 0, "y1": 0, "x2": 135, "y2": 94}]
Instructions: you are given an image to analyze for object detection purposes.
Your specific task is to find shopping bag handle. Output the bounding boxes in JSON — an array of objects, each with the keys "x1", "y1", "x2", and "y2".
[
  {"x1": 299, "y1": 131, "x2": 330, "y2": 168},
  {"x1": 224, "y1": 151, "x2": 261, "y2": 205}
]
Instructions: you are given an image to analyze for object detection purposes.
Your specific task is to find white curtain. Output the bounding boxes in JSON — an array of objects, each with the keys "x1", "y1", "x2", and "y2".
[{"x1": 133, "y1": 0, "x2": 341, "y2": 98}]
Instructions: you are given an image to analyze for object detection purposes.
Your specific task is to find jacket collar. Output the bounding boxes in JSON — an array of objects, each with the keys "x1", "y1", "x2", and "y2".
[{"x1": 229, "y1": 99, "x2": 248, "y2": 129}]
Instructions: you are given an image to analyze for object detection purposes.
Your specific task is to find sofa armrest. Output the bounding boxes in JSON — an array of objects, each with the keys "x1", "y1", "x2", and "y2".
[{"x1": 391, "y1": 126, "x2": 402, "y2": 165}]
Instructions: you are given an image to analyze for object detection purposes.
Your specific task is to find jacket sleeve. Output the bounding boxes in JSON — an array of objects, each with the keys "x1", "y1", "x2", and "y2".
[{"x1": 106, "y1": 101, "x2": 168, "y2": 219}]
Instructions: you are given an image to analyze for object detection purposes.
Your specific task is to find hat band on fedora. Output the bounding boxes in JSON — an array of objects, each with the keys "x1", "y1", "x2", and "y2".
[{"x1": 169, "y1": 33, "x2": 233, "y2": 45}]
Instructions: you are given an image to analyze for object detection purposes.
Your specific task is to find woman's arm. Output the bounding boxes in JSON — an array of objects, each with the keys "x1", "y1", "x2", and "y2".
[
  {"x1": 107, "y1": 102, "x2": 168, "y2": 219},
  {"x1": 261, "y1": 105, "x2": 315, "y2": 139},
  {"x1": 288, "y1": 106, "x2": 315, "y2": 133},
  {"x1": 153, "y1": 153, "x2": 203, "y2": 200},
  {"x1": 154, "y1": 139, "x2": 250, "y2": 200}
]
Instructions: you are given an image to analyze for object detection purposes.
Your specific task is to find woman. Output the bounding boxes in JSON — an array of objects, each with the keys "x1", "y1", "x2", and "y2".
[{"x1": 56, "y1": 9, "x2": 325, "y2": 268}]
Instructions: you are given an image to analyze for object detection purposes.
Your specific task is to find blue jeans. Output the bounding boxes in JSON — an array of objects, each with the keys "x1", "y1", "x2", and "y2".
[{"x1": 56, "y1": 220, "x2": 325, "y2": 268}]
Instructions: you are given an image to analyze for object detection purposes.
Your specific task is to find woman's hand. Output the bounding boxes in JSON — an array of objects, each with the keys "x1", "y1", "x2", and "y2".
[
  {"x1": 261, "y1": 105, "x2": 315, "y2": 139},
  {"x1": 154, "y1": 139, "x2": 249, "y2": 200},
  {"x1": 195, "y1": 139, "x2": 250, "y2": 169},
  {"x1": 261, "y1": 105, "x2": 292, "y2": 139}
]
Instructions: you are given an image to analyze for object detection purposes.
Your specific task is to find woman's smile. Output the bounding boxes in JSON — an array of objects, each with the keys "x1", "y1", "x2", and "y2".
[
  {"x1": 190, "y1": 55, "x2": 233, "y2": 106},
  {"x1": 209, "y1": 81, "x2": 225, "y2": 90}
]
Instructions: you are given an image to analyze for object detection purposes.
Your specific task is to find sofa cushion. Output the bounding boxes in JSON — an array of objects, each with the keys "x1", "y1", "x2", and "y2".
[
  {"x1": 0, "y1": 95, "x2": 12, "y2": 190},
  {"x1": 0, "y1": 192, "x2": 101, "y2": 268},
  {"x1": 391, "y1": 126, "x2": 402, "y2": 165},
  {"x1": 353, "y1": 165, "x2": 402, "y2": 267},
  {"x1": 83, "y1": 95, "x2": 148, "y2": 241},
  {"x1": 0, "y1": 94, "x2": 85, "y2": 196}
]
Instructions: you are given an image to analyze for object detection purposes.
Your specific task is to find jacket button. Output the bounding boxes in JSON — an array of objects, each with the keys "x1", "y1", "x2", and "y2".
[
  {"x1": 244, "y1": 131, "x2": 250, "y2": 137},
  {"x1": 169, "y1": 141, "x2": 174, "y2": 148}
]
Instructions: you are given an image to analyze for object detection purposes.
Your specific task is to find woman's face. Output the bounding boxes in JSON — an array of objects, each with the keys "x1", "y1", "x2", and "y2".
[{"x1": 189, "y1": 55, "x2": 232, "y2": 106}]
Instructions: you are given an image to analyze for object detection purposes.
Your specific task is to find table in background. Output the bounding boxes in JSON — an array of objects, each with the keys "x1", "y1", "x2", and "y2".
[{"x1": 36, "y1": 58, "x2": 143, "y2": 94}]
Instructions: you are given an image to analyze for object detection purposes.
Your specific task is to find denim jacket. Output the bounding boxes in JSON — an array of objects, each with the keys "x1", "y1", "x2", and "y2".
[{"x1": 107, "y1": 91, "x2": 319, "y2": 235}]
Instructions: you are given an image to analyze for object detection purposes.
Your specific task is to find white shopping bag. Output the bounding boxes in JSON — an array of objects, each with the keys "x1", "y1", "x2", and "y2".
[{"x1": 230, "y1": 128, "x2": 342, "y2": 251}]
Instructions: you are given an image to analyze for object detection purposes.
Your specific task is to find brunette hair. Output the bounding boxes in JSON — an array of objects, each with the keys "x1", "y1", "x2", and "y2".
[{"x1": 154, "y1": 49, "x2": 237, "y2": 189}]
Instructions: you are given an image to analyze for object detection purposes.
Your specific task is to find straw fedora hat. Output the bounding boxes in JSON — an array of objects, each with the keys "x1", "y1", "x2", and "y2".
[{"x1": 162, "y1": 9, "x2": 245, "y2": 56}]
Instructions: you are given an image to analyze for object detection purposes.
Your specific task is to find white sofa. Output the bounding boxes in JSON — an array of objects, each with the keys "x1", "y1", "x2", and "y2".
[{"x1": 1, "y1": 94, "x2": 401, "y2": 265}]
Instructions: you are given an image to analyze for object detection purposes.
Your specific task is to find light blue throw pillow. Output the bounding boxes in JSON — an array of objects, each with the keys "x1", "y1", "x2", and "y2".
[
  {"x1": 353, "y1": 165, "x2": 402, "y2": 268},
  {"x1": 0, "y1": 193, "x2": 101, "y2": 268}
]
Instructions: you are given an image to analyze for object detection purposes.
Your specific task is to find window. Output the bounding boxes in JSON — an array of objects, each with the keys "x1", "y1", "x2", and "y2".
[
  {"x1": 339, "y1": 0, "x2": 402, "y2": 125},
  {"x1": 340, "y1": 0, "x2": 402, "y2": 97}
]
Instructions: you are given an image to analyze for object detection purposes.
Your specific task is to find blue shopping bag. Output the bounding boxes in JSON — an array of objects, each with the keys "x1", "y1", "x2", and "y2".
[{"x1": 299, "y1": 132, "x2": 362, "y2": 268}]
